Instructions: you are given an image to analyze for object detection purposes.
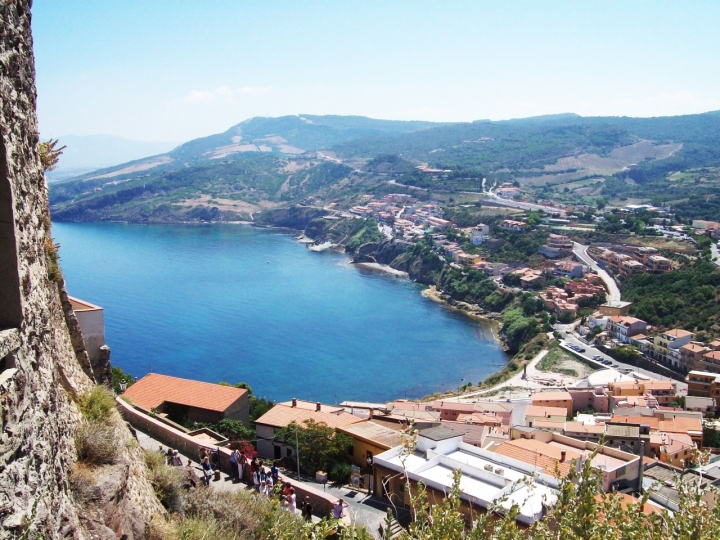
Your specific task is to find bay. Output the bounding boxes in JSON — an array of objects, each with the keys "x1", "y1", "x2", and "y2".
[{"x1": 52, "y1": 222, "x2": 509, "y2": 403}]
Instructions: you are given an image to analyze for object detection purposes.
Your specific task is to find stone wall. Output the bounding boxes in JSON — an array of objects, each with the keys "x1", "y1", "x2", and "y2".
[{"x1": 0, "y1": 2, "x2": 159, "y2": 537}]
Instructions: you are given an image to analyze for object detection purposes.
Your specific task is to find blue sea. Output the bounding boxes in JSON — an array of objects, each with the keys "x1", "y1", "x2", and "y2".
[{"x1": 52, "y1": 223, "x2": 509, "y2": 403}]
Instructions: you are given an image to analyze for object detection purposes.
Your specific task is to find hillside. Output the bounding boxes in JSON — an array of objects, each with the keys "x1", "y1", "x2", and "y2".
[{"x1": 49, "y1": 111, "x2": 720, "y2": 223}]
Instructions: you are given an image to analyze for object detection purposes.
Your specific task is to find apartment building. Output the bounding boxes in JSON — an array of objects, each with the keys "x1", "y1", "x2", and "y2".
[
  {"x1": 538, "y1": 234, "x2": 574, "y2": 259},
  {"x1": 680, "y1": 343, "x2": 711, "y2": 372},
  {"x1": 686, "y1": 371, "x2": 720, "y2": 398},
  {"x1": 499, "y1": 219, "x2": 526, "y2": 232},
  {"x1": 620, "y1": 259, "x2": 645, "y2": 279},
  {"x1": 645, "y1": 255, "x2": 672, "y2": 274},
  {"x1": 653, "y1": 329, "x2": 694, "y2": 367},
  {"x1": 606, "y1": 316, "x2": 648, "y2": 344}
]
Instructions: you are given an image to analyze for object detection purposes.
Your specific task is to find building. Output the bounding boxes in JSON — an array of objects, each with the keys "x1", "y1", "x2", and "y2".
[
  {"x1": 438, "y1": 401, "x2": 477, "y2": 421},
  {"x1": 620, "y1": 259, "x2": 645, "y2": 279},
  {"x1": 254, "y1": 399, "x2": 363, "y2": 459},
  {"x1": 686, "y1": 371, "x2": 720, "y2": 398},
  {"x1": 337, "y1": 420, "x2": 403, "y2": 468},
  {"x1": 684, "y1": 396, "x2": 716, "y2": 413},
  {"x1": 68, "y1": 296, "x2": 108, "y2": 364},
  {"x1": 553, "y1": 261, "x2": 583, "y2": 278},
  {"x1": 470, "y1": 224, "x2": 490, "y2": 245},
  {"x1": 645, "y1": 255, "x2": 672, "y2": 274},
  {"x1": 538, "y1": 234, "x2": 574, "y2": 258},
  {"x1": 653, "y1": 329, "x2": 694, "y2": 367},
  {"x1": 608, "y1": 380, "x2": 677, "y2": 407},
  {"x1": 499, "y1": 219, "x2": 526, "y2": 232},
  {"x1": 492, "y1": 430, "x2": 641, "y2": 492},
  {"x1": 372, "y1": 427, "x2": 559, "y2": 526},
  {"x1": 531, "y1": 391, "x2": 573, "y2": 417},
  {"x1": 599, "y1": 301, "x2": 633, "y2": 317},
  {"x1": 122, "y1": 373, "x2": 249, "y2": 425},
  {"x1": 525, "y1": 405, "x2": 568, "y2": 427},
  {"x1": 680, "y1": 343, "x2": 711, "y2": 372},
  {"x1": 606, "y1": 316, "x2": 648, "y2": 344}
]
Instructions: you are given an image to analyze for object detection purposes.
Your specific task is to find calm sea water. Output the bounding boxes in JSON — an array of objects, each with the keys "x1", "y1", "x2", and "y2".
[{"x1": 52, "y1": 222, "x2": 509, "y2": 403}]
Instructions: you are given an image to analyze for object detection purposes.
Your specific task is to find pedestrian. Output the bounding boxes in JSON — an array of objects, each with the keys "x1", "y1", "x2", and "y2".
[
  {"x1": 301, "y1": 496, "x2": 313, "y2": 521},
  {"x1": 237, "y1": 452, "x2": 245, "y2": 483},
  {"x1": 287, "y1": 487, "x2": 297, "y2": 513},
  {"x1": 172, "y1": 449, "x2": 183, "y2": 467},
  {"x1": 283, "y1": 481, "x2": 293, "y2": 499},
  {"x1": 270, "y1": 461, "x2": 279, "y2": 484},
  {"x1": 252, "y1": 467, "x2": 261, "y2": 491},
  {"x1": 333, "y1": 498, "x2": 348, "y2": 520},
  {"x1": 201, "y1": 456, "x2": 212, "y2": 486},
  {"x1": 259, "y1": 479, "x2": 268, "y2": 498},
  {"x1": 229, "y1": 447, "x2": 240, "y2": 481},
  {"x1": 265, "y1": 474, "x2": 274, "y2": 495},
  {"x1": 166, "y1": 448, "x2": 174, "y2": 466}
]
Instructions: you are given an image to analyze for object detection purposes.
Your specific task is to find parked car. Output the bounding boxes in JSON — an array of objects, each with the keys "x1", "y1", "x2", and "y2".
[
  {"x1": 578, "y1": 347, "x2": 586, "y2": 353},
  {"x1": 602, "y1": 360, "x2": 612, "y2": 365}
]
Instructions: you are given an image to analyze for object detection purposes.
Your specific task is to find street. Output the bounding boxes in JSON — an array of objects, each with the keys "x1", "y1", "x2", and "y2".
[{"x1": 572, "y1": 242, "x2": 621, "y2": 302}]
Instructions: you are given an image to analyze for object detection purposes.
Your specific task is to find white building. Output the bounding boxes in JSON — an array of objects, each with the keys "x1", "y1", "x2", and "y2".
[
  {"x1": 372, "y1": 427, "x2": 559, "y2": 526},
  {"x1": 470, "y1": 224, "x2": 490, "y2": 245}
]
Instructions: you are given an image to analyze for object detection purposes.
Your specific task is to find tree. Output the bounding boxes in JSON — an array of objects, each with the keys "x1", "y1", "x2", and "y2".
[{"x1": 274, "y1": 419, "x2": 353, "y2": 474}]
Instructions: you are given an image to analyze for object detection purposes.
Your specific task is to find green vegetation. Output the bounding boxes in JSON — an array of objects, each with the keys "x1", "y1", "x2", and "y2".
[
  {"x1": 74, "y1": 386, "x2": 123, "y2": 466},
  {"x1": 344, "y1": 218, "x2": 384, "y2": 252},
  {"x1": 77, "y1": 385, "x2": 117, "y2": 422},
  {"x1": 111, "y1": 365, "x2": 135, "y2": 395},
  {"x1": 623, "y1": 259, "x2": 720, "y2": 336},
  {"x1": 274, "y1": 419, "x2": 353, "y2": 475}
]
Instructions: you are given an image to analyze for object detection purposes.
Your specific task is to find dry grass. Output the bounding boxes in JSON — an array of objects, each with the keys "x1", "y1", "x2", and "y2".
[
  {"x1": 77, "y1": 385, "x2": 117, "y2": 422},
  {"x1": 69, "y1": 463, "x2": 100, "y2": 503},
  {"x1": 74, "y1": 420, "x2": 122, "y2": 465}
]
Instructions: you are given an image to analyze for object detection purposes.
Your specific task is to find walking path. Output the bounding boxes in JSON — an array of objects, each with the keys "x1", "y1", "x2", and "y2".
[{"x1": 133, "y1": 427, "x2": 389, "y2": 537}]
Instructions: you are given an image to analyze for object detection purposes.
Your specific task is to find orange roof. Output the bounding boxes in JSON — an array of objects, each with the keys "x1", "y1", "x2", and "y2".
[
  {"x1": 437, "y1": 401, "x2": 477, "y2": 412},
  {"x1": 280, "y1": 400, "x2": 344, "y2": 413},
  {"x1": 506, "y1": 438, "x2": 582, "y2": 462},
  {"x1": 664, "y1": 329, "x2": 693, "y2": 338},
  {"x1": 532, "y1": 391, "x2": 573, "y2": 402},
  {"x1": 493, "y1": 442, "x2": 573, "y2": 477},
  {"x1": 681, "y1": 343, "x2": 708, "y2": 353},
  {"x1": 564, "y1": 421, "x2": 605, "y2": 434},
  {"x1": 456, "y1": 413, "x2": 502, "y2": 425},
  {"x1": 658, "y1": 417, "x2": 702, "y2": 434},
  {"x1": 122, "y1": 373, "x2": 247, "y2": 412},
  {"x1": 255, "y1": 404, "x2": 364, "y2": 430},
  {"x1": 526, "y1": 405, "x2": 567, "y2": 418}
]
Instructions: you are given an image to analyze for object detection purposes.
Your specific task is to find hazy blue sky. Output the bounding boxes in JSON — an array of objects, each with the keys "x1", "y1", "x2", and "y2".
[{"x1": 33, "y1": 1, "x2": 720, "y2": 143}]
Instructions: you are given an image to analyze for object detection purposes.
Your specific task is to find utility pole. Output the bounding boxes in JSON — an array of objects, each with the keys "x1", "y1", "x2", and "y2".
[{"x1": 295, "y1": 426, "x2": 300, "y2": 480}]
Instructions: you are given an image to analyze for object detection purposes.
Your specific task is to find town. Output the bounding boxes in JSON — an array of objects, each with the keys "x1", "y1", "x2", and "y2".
[{"x1": 67, "y1": 179, "x2": 720, "y2": 536}]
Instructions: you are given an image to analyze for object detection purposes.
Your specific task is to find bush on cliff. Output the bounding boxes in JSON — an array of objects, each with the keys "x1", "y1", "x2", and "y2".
[{"x1": 77, "y1": 385, "x2": 117, "y2": 422}]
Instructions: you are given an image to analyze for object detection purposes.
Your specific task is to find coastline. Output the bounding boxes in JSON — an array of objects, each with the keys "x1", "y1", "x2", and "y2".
[
  {"x1": 422, "y1": 285, "x2": 504, "y2": 328},
  {"x1": 352, "y1": 261, "x2": 409, "y2": 278}
]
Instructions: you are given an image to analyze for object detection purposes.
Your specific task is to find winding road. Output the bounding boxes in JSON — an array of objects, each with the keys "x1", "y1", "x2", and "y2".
[{"x1": 572, "y1": 242, "x2": 621, "y2": 302}]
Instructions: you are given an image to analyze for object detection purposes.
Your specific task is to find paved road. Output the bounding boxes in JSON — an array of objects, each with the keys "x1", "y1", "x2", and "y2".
[
  {"x1": 573, "y1": 243, "x2": 621, "y2": 302},
  {"x1": 483, "y1": 192, "x2": 563, "y2": 214}
]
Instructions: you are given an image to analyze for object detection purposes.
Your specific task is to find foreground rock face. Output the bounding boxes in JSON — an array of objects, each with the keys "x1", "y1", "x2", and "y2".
[{"x1": 0, "y1": 3, "x2": 161, "y2": 537}]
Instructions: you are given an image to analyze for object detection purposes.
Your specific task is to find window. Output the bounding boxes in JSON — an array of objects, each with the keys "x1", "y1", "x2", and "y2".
[{"x1": 0, "y1": 135, "x2": 22, "y2": 330}]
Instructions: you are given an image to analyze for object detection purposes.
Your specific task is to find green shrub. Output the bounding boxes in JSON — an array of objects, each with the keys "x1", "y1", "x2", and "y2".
[
  {"x1": 329, "y1": 461, "x2": 353, "y2": 483},
  {"x1": 77, "y1": 385, "x2": 117, "y2": 422},
  {"x1": 144, "y1": 450, "x2": 183, "y2": 513}
]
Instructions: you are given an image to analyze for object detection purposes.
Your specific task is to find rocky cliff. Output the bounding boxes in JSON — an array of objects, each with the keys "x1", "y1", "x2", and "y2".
[{"x1": 0, "y1": 3, "x2": 162, "y2": 537}]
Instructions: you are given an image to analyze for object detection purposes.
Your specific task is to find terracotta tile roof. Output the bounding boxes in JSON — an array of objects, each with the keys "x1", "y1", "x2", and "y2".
[
  {"x1": 664, "y1": 329, "x2": 693, "y2": 338},
  {"x1": 122, "y1": 373, "x2": 247, "y2": 412},
  {"x1": 337, "y1": 421, "x2": 403, "y2": 449},
  {"x1": 279, "y1": 400, "x2": 344, "y2": 413},
  {"x1": 525, "y1": 405, "x2": 567, "y2": 418},
  {"x1": 564, "y1": 421, "x2": 605, "y2": 434},
  {"x1": 255, "y1": 404, "x2": 364, "y2": 430},
  {"x1": 658, "y1": 417, "x2": 703, "y2": 434},
  {"x1": 456, "y1": 413, "x2": 502, "y2": 425},
  {"x1": 437, "y1": 401, "x2": 477, "y2": 412},
  {"x1": 506, "y1": 438, "x2": 582, "y2": 462},
  {"x1": 532, "y1": 391, "x2": 573, "y2": 402},
  {"x1": 611, "y1": 415, "x2": 659, "y2": 428},
  {"x1": 492, "y1": 442, "x2": 573, "y2": 477},
  {"x1": 681, "y1": 343, "x2": 708, "y2": 353}
]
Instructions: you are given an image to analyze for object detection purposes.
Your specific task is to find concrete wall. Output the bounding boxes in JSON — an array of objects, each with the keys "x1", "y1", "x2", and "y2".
[{"x1": 73, "y1": 308, "x2": 105, "y2": 361}]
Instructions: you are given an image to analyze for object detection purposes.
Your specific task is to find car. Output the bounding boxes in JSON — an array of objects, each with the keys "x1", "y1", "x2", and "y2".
[
  {"x1": 612, "y1": 363, "x2": 619, "y2": 368},
  {"x1": 592, "y1": 355, "x2": 602, "y2": 361},
  {"x1": 578, "y1": 347, "x2": 586, "y2": 353},
  {"x1": 602, "y1": 360, "x2": 612, "y2": 365}
]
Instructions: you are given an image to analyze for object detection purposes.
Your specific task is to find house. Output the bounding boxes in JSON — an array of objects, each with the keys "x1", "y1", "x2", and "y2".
[
  {"x1": 652, "y1": 329, "x2": 694, "y2": 367},
  {"x1": 499, "y1": 219, "x2": 526, "y2": 232},
  {"x1": 680, "y1": 343, "x2": 711, "y2": 372},
  {"x1": 687, "y1": 371, "x2": 720, "y2": 398},
  {"x1": 684, "y1": 396, "x2": 716, "y2": 414},
  {"x1": 538, "y1": 234, "x2": 574, "y2": 259},
  {"x1": 337, "y1": 420, "x2": 403, "y2": 468},
  {"x1": 599, "y1": 301, "x2": 633, "y2": 317},
  {"x1": 438, "y1": 401, "x2": 477, "y2": 421},
  {"x1": 68, "y1": 297, "x2": 108, "y2": 365},
  {"x1": 620, "y1": 259, "x2": 645, "y2": 279},
  {"x1": 440, "y1": 421, "x2": 495, "y2": 447},
  {"x1": 493, "y1": 430, "x2": 640, "y2": 492},
  {"x1": 606, "y1": 316, "x2": 648, "y2": 344},
  {"x1": 531, "y1": 391, "x2": 573, "y2": 417},
  {"x1": 372, "y1": 427, "x2": 560, "y2": 526},
  {"x1": 645, "y1": 255, "x2": 672, "y2": 274},
  {"x1": 122, "y1": 373, "x2": 249, "y2": 425},
  {"x1": 525, "y1": 405, "x2": 568, "y2": 427},
  {"x1": 553, "y1": 261, "x2": 583, "y2": 278},
  {"x1": 470, "y1": 224, "x2": 490, "y2": 245},
  {"x1": 254, "y1": 399, "x2": 364, "y2": 459}
]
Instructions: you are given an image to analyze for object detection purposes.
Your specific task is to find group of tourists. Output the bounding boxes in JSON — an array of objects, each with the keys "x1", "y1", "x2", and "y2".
[{"x1": 162, "y1": 445, "x2": 349, "y2": 522}]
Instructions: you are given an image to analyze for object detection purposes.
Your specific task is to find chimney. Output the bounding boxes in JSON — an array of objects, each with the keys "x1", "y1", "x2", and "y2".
[
  {"x1": 560, "y1": 451, "x2": 567, "y2": 463},
  {"x1": 292, "y1": 398, "x2": 297, "y2": 408},
  {"x1": 316, "y1": 402, "x2": 321, "y2": 412}
]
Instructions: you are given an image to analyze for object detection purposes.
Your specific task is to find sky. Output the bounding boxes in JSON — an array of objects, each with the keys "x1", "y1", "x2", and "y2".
[{"x1": 33, "y1": 1, "x2": 720, "y2": 143}]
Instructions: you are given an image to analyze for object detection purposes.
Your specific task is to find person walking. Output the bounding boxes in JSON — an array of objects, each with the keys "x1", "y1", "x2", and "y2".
[
  {"x1": 259, "y1": 479, "x2": 269, "y2": 498},
  {"x1": 333, "y1": 498, "x2": 348, "y2": 520},
  {"x1": 270, "y1": 461, "x2": 279, "y2": 484},
  {"x1": 265, "y1": 474, "x2": 274, "y2": 495},
  {"x1": 252, "y1": 467, "x2": 261, "y2": 491},
  {"x1": 172, "y1": 449, "x2": 183, "y2": 467}
]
